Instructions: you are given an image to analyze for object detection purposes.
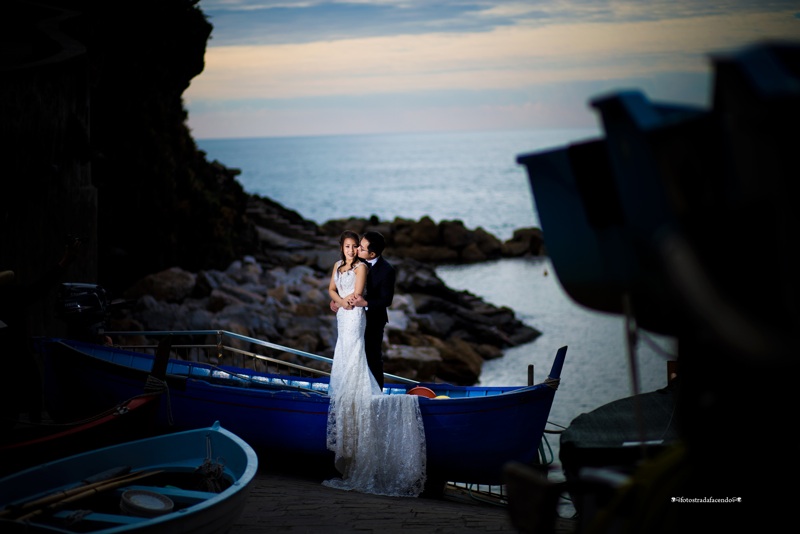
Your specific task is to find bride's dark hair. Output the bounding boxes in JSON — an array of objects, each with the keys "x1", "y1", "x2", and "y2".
[{"x1": 339, "y1": 230, "x2": 362, "y2": 267}]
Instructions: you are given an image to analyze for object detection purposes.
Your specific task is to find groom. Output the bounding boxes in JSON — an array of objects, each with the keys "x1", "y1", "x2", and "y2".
[{"x1": 345, "y1": 231, "x2": 396, "y2": 390}]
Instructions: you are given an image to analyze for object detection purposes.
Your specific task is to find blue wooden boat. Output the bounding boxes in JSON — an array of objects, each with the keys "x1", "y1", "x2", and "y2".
[
  {"x1": 516, "y1": 92, "x2": 706, "y2": 336},
  {"x1": 516, "y1": 139, "x2": 634, "y2": 318},
  {"x1": 1, "y1": 339, "x2": 172, "y2": 478},
  {"x1": 0, "y1": 421, "x2": 258, "y2": 533},
  {"x1": 36, "y1": 331, "x2": 566, "y2": 486}
]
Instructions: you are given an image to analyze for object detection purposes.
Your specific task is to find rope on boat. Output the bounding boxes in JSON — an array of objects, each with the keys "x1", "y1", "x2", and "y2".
[
  {"x1": 543, "y1": 376, "x2": 560, "y2": 390},
  {"x1": 215, "y1": 332, "x2": 224, "y2": 359},
  {"x1": 144, "y1": 374, "x2": 166, "y2": 393},
  {"x1": 195, "y1": 434, "x2": 227, "y2": 493},
  {"x1": 538, "y1": 433, "x2": 555, "y2": 465},
  {"x1": 63, "y1": 508, "x2": 92, "y2": 525},
  {"x1": 543, "y1": 420, "x2": 567, "y2": 434},
  {"x1": 144, "y1": 375, "x2": 174, "y2": 426}
]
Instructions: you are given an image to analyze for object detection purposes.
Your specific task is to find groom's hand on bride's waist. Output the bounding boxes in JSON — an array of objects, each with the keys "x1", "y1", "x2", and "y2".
[{"x1": 348, "y1": 295, "x2": 367, "y2": 308}]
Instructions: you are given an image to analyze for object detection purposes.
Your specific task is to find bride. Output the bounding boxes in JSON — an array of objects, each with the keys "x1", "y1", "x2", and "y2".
[{"x1": 322, "y1": 230, "x2": 427, "y2": 497}]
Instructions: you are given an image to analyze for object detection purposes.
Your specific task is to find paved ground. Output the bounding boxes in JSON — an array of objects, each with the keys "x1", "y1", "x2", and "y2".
[
  {"x1": 6, "y1": 414, "x2": 576, "y2": 533},
  {"x1": 229, "y1": 465, "x2": 577, "y2": 534}
]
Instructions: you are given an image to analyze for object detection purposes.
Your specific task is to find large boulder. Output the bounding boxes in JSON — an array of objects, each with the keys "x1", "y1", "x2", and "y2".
[
  {"x1": 384, "y1": 344, "x2": 442, "y2": 382},
  {"x1": 124, "y1": 267, "x2": 196, "y2": 302}
]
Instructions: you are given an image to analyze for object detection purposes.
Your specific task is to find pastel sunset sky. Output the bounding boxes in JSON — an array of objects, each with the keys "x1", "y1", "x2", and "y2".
[{"x1": 184, "y1": 0, "x2": 799, "y2": 139}]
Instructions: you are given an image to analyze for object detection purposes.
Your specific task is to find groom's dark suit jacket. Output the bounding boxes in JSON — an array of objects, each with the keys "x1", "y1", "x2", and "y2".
[
  {"x1": 364, "y1": 256, "x2": 395, "y2": 327},
  {"x1": 363, "y1": 255, "x2": 395, "y2": 388}
]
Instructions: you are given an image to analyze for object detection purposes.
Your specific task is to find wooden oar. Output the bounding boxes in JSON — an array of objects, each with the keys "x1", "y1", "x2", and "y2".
[
  {"x1": 13, "y1": 468, "x2": 164, "y2": 522},
  {"x1": 2, "y1": 468, "x2": 161, "y2": 520},
  {"x1": 1, "y1": 466, "x2": 128, "y2": 518},
  {"x1": 82, "y1": 465, "x2": 132, "y2": 485}
]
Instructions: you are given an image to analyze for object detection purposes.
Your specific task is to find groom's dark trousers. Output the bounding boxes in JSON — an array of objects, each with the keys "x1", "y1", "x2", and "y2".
[{"x1": 364, "y1": 255, "x2": 395, "y2": 390}]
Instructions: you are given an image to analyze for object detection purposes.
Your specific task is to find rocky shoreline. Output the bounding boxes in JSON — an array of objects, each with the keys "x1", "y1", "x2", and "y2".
[{"x1": 110, "y1": 195, "x2": 546, "y2": 385}]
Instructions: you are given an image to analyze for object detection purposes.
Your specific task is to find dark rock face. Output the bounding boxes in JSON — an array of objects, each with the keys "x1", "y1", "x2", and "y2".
[
  {"x1": 2, "y1": 0, "x2": 258, "y2": 301},
  {"x1": 4, "y1": 0, "x2": 544, "y2": 385},
  {"x1": 84, "y1": 1, "x2": 257, "y2": 294},
  {"x1": 3, "y1": 1, "x2": 98, "y2": 340}
]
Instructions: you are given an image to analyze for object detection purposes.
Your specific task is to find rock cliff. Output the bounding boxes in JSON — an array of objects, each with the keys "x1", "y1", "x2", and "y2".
[{"x1": 3, "y1": 0, "x2": 544, "y2": 384}]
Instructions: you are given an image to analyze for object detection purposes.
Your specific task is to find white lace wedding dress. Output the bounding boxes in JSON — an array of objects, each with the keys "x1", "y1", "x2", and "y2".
[{"x1": 323, "y1": 261, "x2": 427, "y2": 497}]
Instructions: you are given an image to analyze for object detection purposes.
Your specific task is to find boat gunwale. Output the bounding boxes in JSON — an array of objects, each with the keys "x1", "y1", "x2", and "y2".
[
  {"x1": 44, "y1": 333, "x2": 562, "y2": 403},
  {"x1": 36, "y1": 334, "x2": 566, "y2": 486}
]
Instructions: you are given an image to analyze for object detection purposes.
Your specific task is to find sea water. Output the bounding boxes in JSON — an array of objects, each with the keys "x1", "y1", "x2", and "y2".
[
  {"x1": 197, "y1": 128, "x2": 677, "y2": 488},
  {"x1": 437, "y1": 258, "x2": 675, "y2": 472},
  {"x1": 197, "y1": 128, "x2": 602, "y2": 241}
]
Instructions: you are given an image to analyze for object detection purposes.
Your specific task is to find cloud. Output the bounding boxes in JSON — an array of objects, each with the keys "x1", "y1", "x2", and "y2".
[
  {"x1": 199, "y1": 0, "x2": 516, "y2": 46},
  {"x1": 185, "y1": 1, "x2": 800, "y2": 138},
  {"x1": 197, "y1": 0, "x2": 799, "y2": 45}
]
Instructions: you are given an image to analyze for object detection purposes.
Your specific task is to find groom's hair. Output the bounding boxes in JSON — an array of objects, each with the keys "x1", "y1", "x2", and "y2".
[{"x1": 362, "y1": 231, "x2": 386, "y2": 256}]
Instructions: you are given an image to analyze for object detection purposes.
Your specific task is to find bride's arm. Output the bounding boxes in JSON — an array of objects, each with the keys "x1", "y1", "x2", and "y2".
[
  {"x1": 345, "y1": 262, "x2": 368, "y2": 304},
  {"x1": 328, "y1": 263, "x2": 352, "y2": 309}
]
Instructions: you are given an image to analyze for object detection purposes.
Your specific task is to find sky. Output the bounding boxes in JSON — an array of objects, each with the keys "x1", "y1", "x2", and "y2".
[{"x1": 183, "y1": 0, "x2": 800, "y2": 139}]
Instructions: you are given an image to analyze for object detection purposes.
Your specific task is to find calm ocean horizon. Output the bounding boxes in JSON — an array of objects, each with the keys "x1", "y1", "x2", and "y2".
[
  {"x1": 196, "y1": 128, "x2": 603, "y2": 241},
  {"x1": 197, "y1": 128, "x2": 676, "y2": 482}
]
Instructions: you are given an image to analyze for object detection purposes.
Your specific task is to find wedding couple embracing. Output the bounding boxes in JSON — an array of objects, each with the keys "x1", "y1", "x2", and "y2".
[{"x1": 323, "y1": 230, "x2": 427, "y2": 497}]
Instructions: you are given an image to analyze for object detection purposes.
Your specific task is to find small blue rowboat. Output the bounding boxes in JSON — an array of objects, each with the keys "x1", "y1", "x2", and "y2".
[
  {"x1": 37, "y1": 332, "x2": 566, "y2": 486},
  {"x1": 0, "y1": 421, "x2": 258, "y2": 533}
]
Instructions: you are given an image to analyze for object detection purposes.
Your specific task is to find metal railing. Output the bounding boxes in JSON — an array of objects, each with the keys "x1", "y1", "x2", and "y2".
[{"x1": 104, "y1": 329, "x2": 418, "y2": 385}]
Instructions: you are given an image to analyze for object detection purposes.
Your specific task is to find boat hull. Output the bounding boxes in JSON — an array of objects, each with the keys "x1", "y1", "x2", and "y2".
[
  {"x1": 0, "y1": 393, "x2": 161, "y2": 477},
  {"x1": 0, "y1": 422, "x2": 258, "y2": 534},
  {"x1": 39, "y1": 338, "x2": 565, "y2": 485}
]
